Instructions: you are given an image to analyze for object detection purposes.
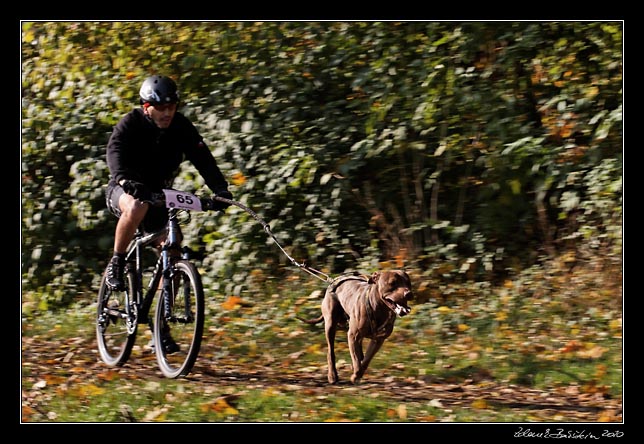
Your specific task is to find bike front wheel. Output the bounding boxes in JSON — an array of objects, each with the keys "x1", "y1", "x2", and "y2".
[
  {"x1": 154, "y1": 260, "x2": 205, "y2": 378},
  {"x1": 96, "y1": 269, "x2": 138, "y2": 367}
]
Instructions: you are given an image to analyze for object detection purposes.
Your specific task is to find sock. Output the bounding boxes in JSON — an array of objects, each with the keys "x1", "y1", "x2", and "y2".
[{"x1": 112, "y1": 252, "x2": 126, "y2": 263}]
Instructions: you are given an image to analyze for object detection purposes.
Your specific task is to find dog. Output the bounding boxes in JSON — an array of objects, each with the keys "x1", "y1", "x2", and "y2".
[{"x1": 298, "y1": 270, "x2": 413, "y2": 384}]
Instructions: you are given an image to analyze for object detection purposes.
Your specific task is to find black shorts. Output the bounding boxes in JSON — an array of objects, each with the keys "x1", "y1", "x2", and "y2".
[{"x1": 105, "y1": 181, "x2": 168, "y2": 233}]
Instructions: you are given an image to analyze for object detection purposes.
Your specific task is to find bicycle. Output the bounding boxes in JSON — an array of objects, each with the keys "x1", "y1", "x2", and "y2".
[{"x1": 96, "y1": 188, "x2": 224, "y2": 378}]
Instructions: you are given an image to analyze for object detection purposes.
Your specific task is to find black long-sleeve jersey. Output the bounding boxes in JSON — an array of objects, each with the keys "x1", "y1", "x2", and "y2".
[{"x1": 106, "y1": 107, "x2": 228, "y2": 193}]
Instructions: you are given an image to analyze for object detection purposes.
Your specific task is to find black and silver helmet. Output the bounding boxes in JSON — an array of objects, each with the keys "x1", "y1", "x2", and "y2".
[{"x1": 139, "y1": 75, "x2": 180, "y2": 105}]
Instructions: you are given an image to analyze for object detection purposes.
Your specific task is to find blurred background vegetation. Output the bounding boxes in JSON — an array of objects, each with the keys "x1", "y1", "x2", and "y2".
[{"x1": 21, "y1": 21, "x2": 622, "y2": 311}]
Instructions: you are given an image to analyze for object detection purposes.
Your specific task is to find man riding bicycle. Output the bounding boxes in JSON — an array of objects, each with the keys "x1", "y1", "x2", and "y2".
[{"x1": 104, "y1": 75, "x2": 232, "y2": 292}]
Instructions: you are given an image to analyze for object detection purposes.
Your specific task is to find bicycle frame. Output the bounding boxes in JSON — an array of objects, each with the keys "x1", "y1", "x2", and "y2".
[{"x1": 123, "y1": 208, "x2": 185, "y2": 327}]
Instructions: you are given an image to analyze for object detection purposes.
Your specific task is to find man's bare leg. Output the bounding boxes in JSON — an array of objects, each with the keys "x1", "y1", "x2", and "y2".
[{"x1": 106, "y1": 194, "x2": 149, "y2": 289}]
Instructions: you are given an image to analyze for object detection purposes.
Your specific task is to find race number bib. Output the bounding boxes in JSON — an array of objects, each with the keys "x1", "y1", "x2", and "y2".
[{"x1": 163, "y1": 189, "x2": 202, "y2": 211}]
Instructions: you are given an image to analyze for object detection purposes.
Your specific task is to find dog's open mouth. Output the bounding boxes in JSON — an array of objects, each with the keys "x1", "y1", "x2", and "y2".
[{"x1": 384, "y1": 298, "x2": 411, "y2": 317}]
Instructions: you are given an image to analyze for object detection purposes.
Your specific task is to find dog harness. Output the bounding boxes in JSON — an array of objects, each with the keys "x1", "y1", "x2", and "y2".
[
  {"x1": 327, "y1": 273, "x2": 369, "y2": 293},
  {"x1": 329, "y1": 274, "x2": 393, "y2": 338}
]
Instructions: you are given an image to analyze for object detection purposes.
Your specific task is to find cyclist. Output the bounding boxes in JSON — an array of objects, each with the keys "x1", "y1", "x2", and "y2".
[{"x1": 104, "y1": 75, "x2": 233, "y2": 292}]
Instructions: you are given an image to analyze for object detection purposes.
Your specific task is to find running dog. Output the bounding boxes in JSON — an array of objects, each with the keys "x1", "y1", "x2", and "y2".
[{"x1": 298, "y1": 270, "x2": 413, "y2": 384}]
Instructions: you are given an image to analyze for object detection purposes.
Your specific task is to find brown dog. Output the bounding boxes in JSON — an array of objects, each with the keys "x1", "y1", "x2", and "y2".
[{"x1": 298, "y1": 271, "x2": 413, "y2": 384}]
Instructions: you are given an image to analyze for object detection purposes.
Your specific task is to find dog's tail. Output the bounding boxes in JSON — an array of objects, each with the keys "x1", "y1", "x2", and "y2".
[{"x1": 296, "y1": 314, "x2": 324, "y2": 325}]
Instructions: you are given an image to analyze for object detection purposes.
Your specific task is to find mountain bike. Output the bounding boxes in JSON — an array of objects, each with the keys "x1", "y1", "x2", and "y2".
[{"x1": 96, "y1": 189, "x2": 223, "y2": 378}]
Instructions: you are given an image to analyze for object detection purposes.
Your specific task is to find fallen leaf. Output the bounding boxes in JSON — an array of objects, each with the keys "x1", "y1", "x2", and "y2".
[
  {"x1": 222, "y1": 296, "x2": 242, "y2": 310},
  {"x1": 577, "y1": 345, "x2": 607, "y2": 359},
  {"x1": 428, "y1": 399, "x2": 443, "y2": 408},
  {"x1": 471, "y1": 399, "x2": 488, "y2": 409}
]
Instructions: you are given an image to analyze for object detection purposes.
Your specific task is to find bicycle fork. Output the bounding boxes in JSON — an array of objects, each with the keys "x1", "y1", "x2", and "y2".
[
  {"x1": 161, "y1": 249, "x2": 196, "y2": 325},
  {"x1": 160, "y1": 214, "x2": 194, "y2": 325},
  {"x1": 160, "y1": 225, "x2": 180, "y2": 323}
]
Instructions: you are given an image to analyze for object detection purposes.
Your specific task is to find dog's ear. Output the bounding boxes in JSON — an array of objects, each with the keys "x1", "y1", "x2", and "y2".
[{"x1": 368, "y1": 272, "x2": 380, "y2": 284}]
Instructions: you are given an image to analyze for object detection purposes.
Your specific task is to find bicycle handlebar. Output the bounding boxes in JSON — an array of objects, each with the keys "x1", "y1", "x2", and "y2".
[
  {"x1": 144, "y1": 190, "x2": 220, "y2": 212},
  {"x1": 144, "y1": 190, "x2": 262, "y2": 222}
]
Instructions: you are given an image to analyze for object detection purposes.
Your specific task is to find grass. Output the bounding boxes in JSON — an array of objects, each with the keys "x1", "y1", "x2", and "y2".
[{"x1": 21, "y1": 253, "x2": 622, "y2": 424}]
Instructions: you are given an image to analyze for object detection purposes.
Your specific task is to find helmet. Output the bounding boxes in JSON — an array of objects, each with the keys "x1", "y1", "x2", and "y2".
[{"x1": 139, "y1": 75, "x2": 180, "y2": 105}]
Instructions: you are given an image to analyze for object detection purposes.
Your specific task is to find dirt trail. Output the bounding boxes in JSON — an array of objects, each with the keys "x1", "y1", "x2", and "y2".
[{"x1": 21, "y1": 334, "x2": 622, "y2": 423}]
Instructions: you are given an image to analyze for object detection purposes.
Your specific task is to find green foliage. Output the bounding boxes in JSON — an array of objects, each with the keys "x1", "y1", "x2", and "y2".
[{"x1": 21, "y1": 21, "x2": 622, "y2": 309}]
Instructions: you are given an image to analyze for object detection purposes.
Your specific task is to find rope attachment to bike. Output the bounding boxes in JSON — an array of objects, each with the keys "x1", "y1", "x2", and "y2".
[{"x1": 213, "y1": 196, "x2": 333, "y2": 283}]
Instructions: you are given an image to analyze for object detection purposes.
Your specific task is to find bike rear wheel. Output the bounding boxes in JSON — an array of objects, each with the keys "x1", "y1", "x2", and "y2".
[
  {"x1": 96, "y1": 269, "x2": 138, "y2": 366},
  {"x1": 154, "y1": 259, "x2": 205, "y2": 378}
]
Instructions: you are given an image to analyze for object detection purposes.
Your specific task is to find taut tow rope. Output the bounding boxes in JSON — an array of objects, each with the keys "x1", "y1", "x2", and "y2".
[{"x1": 213, "y1": 196, "x2": 333, "y2": 283}]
